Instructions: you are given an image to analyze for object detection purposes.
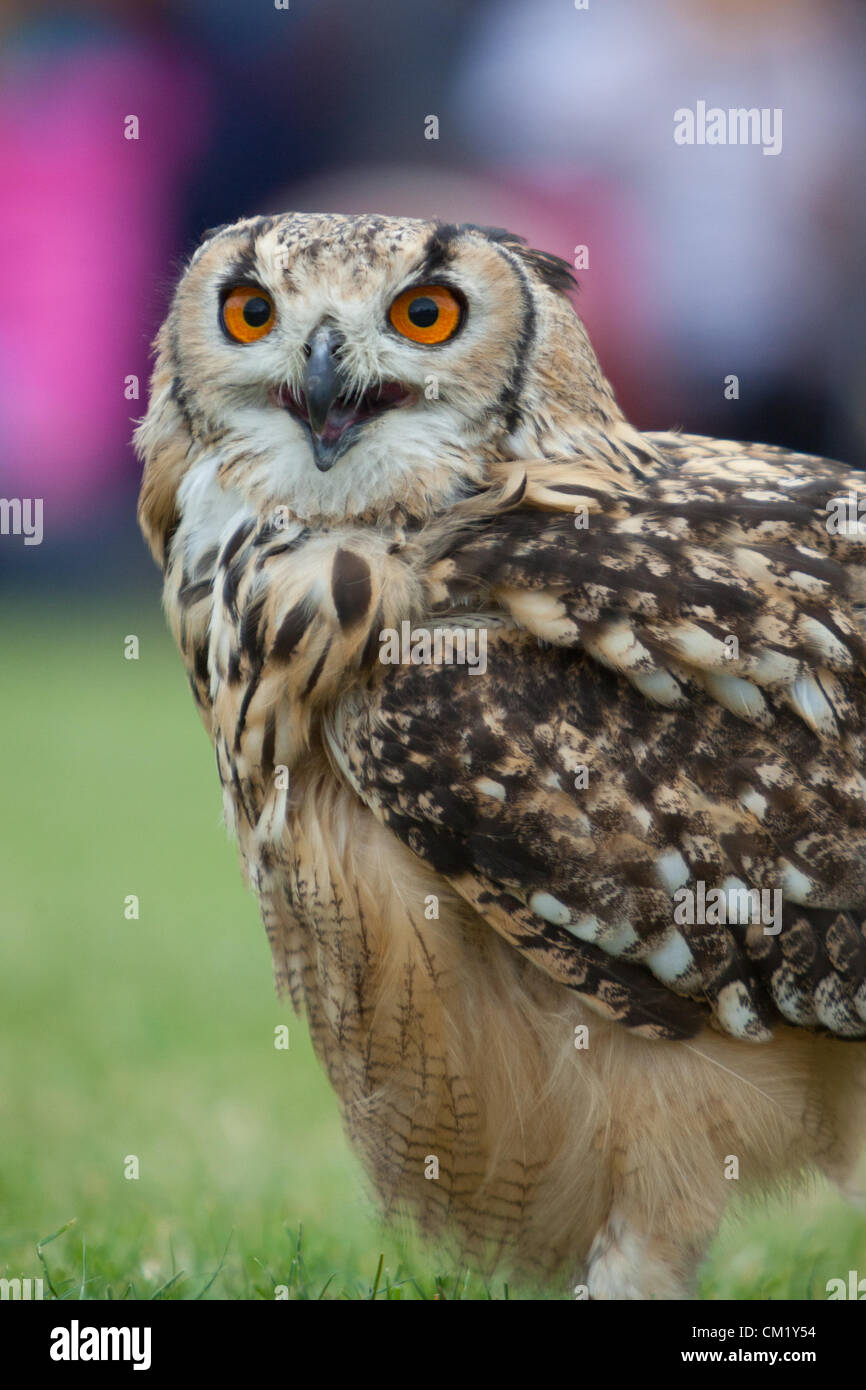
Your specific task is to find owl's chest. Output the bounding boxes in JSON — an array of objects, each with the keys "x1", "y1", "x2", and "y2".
[
  {"x1": 233, "y1": 751, "x2": 641, "y2": 1275},
  {"x1": 238, "y1": 759, "x2": 453, "y2": 1043}
]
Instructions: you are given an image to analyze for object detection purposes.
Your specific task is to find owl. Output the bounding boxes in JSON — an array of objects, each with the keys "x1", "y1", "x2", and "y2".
[{"x1": 136, "y1": 212, "x2": 866, "y2": 1299}]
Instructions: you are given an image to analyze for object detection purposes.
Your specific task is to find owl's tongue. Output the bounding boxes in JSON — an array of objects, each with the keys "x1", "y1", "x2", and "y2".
[
  {"x1": 318, "y1": 382, "x2": 411, "y2": 441},
  {"x1": 275, "y1": 379, "x2": 414, "y2": 455}
]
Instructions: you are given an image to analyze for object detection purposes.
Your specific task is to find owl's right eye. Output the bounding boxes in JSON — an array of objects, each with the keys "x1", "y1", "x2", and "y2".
[{"x1": 221, "y1": 286, "x2": 276, "y2": 343}]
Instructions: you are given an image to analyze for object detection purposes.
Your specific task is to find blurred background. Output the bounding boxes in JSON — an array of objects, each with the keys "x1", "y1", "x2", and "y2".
[{"x1": 2, "y1": 0, "x2": 866, "y2": 1298}]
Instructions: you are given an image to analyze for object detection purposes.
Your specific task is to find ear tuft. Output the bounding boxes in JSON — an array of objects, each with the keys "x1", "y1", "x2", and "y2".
[{"x1": 462, "y1": 224, "x2": 578, "y2": 295}]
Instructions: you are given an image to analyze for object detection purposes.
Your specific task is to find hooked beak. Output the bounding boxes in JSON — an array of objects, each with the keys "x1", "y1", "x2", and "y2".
[
  {"x1": 272, "y1": 322, "x2": 417, "y2": 472},
  {"x1": 301, "y1": 325, "x2": 347, "y2": 472}
]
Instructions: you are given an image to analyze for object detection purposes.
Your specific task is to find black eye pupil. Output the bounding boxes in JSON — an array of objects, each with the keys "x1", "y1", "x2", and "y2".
[
  {"x1": 407, "y1": 296, "x2": 438, "y2": 328},
  {"x1": 242, "y1": 296, "x2": 271, "y2": 327}
]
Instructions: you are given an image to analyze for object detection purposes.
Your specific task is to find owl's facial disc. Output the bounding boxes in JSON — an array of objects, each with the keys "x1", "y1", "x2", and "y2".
[{"x1": 273, "y1": 323, "x2": 415, "y2": 472}]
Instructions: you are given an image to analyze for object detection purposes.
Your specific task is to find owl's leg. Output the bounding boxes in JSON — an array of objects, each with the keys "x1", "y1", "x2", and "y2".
[
  {"x1": 811, "y1": 1042, "x2": 866, "y2": 1207},
  {"x1": 585, "y1": 1212, "x2": 709, "y2": 1300}
]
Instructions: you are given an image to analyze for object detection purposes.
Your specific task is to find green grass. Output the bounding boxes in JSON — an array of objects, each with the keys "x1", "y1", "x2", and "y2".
[{"x1": 2, "y1": 602, "x2": 865, "y2": 1299}]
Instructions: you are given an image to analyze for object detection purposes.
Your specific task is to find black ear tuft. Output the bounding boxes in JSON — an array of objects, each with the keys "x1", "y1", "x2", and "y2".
[
  {"x1": 460, "y1": 224, "x2": 578, "y2": 294},
  {"x1": 513, "y1": 244, "x2": 579, "y2": 294}
]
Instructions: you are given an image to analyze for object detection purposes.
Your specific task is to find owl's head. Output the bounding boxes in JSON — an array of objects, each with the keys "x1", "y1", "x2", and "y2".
[{"x1": 136, "y1": 212, "x2": 629, "y2": 563}]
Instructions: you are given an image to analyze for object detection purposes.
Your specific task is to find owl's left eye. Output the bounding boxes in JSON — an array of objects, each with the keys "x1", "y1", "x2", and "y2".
[
  {"x1": 221, "y1": 286, "x2": 276, "y2": 343},
  {"x1": 388, "y1": 283, "x2": 463, "y2": 344}
]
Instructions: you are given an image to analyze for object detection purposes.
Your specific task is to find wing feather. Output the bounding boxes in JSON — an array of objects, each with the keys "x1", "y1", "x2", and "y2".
[{"x1": 341, "y1": 438, "x2": 866, "y2": 1041}]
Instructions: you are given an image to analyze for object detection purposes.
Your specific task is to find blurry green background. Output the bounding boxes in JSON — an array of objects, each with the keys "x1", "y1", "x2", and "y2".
[
  {"x1": 2, "y1": 609, "x2": 866, "y2": 1299},
  {"x1": 1, "y1": 607, "x2": 430, "y2": 1300}
]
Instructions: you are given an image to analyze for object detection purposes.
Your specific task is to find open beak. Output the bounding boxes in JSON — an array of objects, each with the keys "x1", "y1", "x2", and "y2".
[{"x1": 272, "y1": 323, "x2": 416, "y2": 472}]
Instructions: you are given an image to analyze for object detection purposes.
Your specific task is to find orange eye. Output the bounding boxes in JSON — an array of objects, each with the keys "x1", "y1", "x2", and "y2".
[
  {"x1": 221, "y1": 286, "x2": 276, "y2": 343},
  {"x1": 388, "y1": 283, "x2": 463, "y2": 344}
]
